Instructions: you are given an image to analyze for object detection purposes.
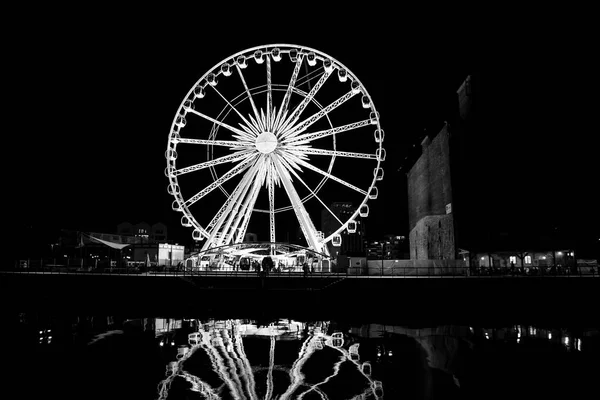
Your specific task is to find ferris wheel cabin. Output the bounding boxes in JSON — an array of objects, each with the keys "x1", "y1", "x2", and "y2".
[
  {"x1": 347, "y1": 220, "x2": 357, "y2": 233},
  {"x1": 359, "y1": 205, "x2": 369, "y2": 218},
  {"x1": 331, "y1": 234, "x2": 342, "y2": 247}
]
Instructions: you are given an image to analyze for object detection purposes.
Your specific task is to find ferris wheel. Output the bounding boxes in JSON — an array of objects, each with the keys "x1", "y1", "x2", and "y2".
[{"x1": 165, "y1": 44, "x2": 385, "y2": 257}]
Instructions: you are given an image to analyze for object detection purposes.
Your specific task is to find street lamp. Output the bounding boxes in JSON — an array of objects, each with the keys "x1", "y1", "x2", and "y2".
[{"x1": 381, "y1": 242, "x2": 384, "y2": 276}]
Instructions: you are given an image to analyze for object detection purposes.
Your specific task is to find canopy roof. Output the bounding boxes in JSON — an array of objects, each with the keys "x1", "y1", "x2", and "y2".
[
  {"x1": 78, "y1": 231, "x2": 132, "y2": 250},
  {"x1": 192, "y1": 242, "x2": 332, "y2": 260}
]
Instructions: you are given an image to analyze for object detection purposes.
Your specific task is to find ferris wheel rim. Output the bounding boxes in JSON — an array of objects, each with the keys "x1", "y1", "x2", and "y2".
[{"x1": 166, "y1": 44, "x2": 384, "y2": 248}]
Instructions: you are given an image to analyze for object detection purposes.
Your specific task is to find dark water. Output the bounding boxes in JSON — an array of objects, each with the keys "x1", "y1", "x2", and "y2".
[{"x1": 2, "y1": 312, "x2": 598, "y2": 400}]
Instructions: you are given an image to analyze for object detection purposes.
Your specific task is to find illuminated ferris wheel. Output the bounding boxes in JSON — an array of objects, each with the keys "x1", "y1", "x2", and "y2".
[{"x1": 165, "y1": 44, "x2": 385, "y2": 257}]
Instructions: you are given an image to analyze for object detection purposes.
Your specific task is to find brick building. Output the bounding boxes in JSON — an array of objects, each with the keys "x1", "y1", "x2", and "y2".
[
  {"x1": 406, "y1": 75, "x2": 477, "y2": 260},
  {"x1": 407, "y1": 126, "x2": 455, "y2": 260}
]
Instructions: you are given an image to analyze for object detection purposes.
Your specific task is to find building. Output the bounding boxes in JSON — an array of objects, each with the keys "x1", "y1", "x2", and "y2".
[
  {"x1": 405, "y1": 74, "x2": 595, "y2": 266},
  {"x1": 365, "y1": 235, "x2": 408, "y2": 260},
  {"x1": 406, "y1": 75, "x2": 478, "y2": 261},
  {"x1": 321, "y1": 202, "x2": 365, "y2": 260},
  {"x1": 117, "y1": 222, "x2": 168, "y2": 242},
  {"x1": 463, "y1": 248, "x2": 596, "y2": 274},
  {"x1": 407, "y1": 126, "x2": 455, "y2": 260}
]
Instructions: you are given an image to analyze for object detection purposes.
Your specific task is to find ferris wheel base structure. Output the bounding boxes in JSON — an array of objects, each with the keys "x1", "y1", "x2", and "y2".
[
  {"x1": 186, "y1": 241, "x2": 334, "y2": 272},
  {"x1": 166, "y1": 44, "x2": 385, "y2": 264}
]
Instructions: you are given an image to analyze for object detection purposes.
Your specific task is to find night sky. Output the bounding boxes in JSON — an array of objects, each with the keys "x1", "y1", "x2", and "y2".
[{"x1": 7, "y1": 13, "x2": 598, "y2": 257}]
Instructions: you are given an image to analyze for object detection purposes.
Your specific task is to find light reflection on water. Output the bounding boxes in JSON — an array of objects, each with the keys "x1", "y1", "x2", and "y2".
[
  {"x1": 151, "y1": 319, "x2": 596, "y2": 400},
  {"x1": 7, "y1": 313, "x2": 599, "y2": 400},
  {"x1": 157, "y1": 320, "x2": 382, "y2": 399}
]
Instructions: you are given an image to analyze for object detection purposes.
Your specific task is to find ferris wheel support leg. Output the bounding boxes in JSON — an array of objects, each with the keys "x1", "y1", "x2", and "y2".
[
  {"x1": 205, "y1": 163, "x2": 255, "y2": 234},
  {"x1": 201, "y1": 162, "x2": 259, "y2": 252},
  {"x1": 232, "y1": 178, "x2": 263, "y2": 244},
  {"x1": 271, "y1": 155, "x2": 323, "y2": 254},
  {"x1": 235, "y1": 210, "x2": 253, "y2": 245},
  {"x1": 200, "y1": 331, "x2": 244, "y2": 396},
  {"x1": 219, "y1": 162, "x2": 264, "y2": 246},
  {"x1": 268, "y1": 174, "x2": 276, "y2": 255},
  {"x1": 233, "y1": 330, "x2": 258, "y2": 397},
  {"x1": 223, "y1": 159, "x2": 267, "y2": 245}
]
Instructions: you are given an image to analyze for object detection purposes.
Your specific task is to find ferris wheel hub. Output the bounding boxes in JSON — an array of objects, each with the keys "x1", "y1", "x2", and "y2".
[{"x1": 255, "y1": 131, "x2": 278, "y2": 154}]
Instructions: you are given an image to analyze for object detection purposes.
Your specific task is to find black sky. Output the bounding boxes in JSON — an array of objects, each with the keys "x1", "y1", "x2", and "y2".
[{"x1": 7, "y1": 12, "x2": 598, "y2": 255}]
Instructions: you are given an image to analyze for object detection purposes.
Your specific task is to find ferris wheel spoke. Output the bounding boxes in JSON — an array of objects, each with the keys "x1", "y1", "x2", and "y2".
[
  {"x1": 266, "y1": 56, "x2": 272, "y2": 130},
  {"x1": 268, "y1": 167, "x2": 276, "y2": 248},
  {"x1": 277, "y1": 70, "x2": 331, "y2": 137},
  {"x1": 284, "y1": 153, "x2": 368, "y2": 196},
  {"x1": 200, "y1": 332, "x2": 242, "y2": 395},
  {"x1": 260, "y1": 109, "x2": 267, "y2": 132},
  {"x1": 220, "y1": 164, "x2": 265, "y2": 246},
  {"x1": 271, "y1": 155, "x2": 322, "y2": 252},
  {"x1": 209, "y1": 333, "x2": 246, "y2": 395},
  {"x1": 184, "y1": 156, "x2": 256, "y2": 208},
  {"x1": 233, "y1": 334, "x2": 258, "y2": 398},
  {"x1": 174, "y1": 150, "x2": 254, "y2": 176},
  {"x1": 238, "y1": 122, "x2": 258, "y2": 138},
  {"x1": 266, "y1": 336, "x2": 276, "y2": 400},
  {"x1": 273, "y1": 108, "x2": 288, "y2": 134},
  {"x1": 187, "y1": 109, "x2": 256, "y2": 142},
  {"x1": 222, "y1": 156, "x2": 267, "y2": 245},
  {"x1": 274, "y1": 56, "x2": 303, "y2": 131},
  {"x1": 281, "y1": 90, "x2": 358, "y2": 141},
  {"x1": 209, "y1": 84, "x2": 260, "y2": 136},
  {"x1": 281, "y1": 335, "x2": 320, "y2": 400},
  {"x1": 295, "y1": 66, "x2": 325, "y2": 90},
  {"x1": 235, "y1": 64, "x2": 264, "y2": 131},
  {"x1": 246, "y1": 114, "x2": 263, "y2": 134},
  {"x1": 297, "y1": 355, "x2": 345, "y2": 400},
  {"x1": 221, "y1": 332, "x2": 258, "y2": 400},
  {"x1": 175, "y1": 138, "x2": 249, "y2": 149},
  {"x1": 203, "y1": 161, "x2": 260, "y2": 250},
  {"x1": 283, "y1": 146, "x2": 378, "y2": 160},
  {"x1": 231, "y1": 162, "x2": 267, "y2": 244},
  {"x1": 279, "y1": 156, "x2": 344, "y2": 226},
  {"x1": 235, "y1": 206, "x2": 253, "y2": 244},
  {"x1": 271, "y1": 106, "x2": 281, "y2": 135},
  {"x1": 284, "y1": 119, "x2": 372, "y2": 145},
  {"x1": 275, "y1": 67, "x2": 325, "y2": 135}
]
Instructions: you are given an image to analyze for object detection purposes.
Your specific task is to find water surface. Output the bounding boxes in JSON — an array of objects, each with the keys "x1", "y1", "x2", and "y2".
[{"x1": 3, "y1": 313, "x2": 597, "y2": 399}]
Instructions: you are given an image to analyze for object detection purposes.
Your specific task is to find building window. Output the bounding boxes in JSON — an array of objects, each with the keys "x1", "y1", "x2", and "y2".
[
  {"x1": 509, "y1": 256, "x2": 517, "y2": 265},
  {"x1": 525, "y1": 255, "x2": 532, "y2": 265}
]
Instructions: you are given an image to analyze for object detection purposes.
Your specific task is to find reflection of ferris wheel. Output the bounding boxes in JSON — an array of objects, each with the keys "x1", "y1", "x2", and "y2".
[
  {"x1": 157, "y1": 320, "x2": 383, "y2": 400},
  {"x1": 165, "y1": 44, "x2": 385, "y2": 256}
]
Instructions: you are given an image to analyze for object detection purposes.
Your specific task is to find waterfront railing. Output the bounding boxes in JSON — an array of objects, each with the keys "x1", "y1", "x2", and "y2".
[{"x1": 3, "y1": 259, "x2": 598, "y2": 278}]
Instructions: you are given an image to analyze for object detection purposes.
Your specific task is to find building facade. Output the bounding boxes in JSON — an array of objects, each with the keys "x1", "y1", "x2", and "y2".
[
  {"x1": 117, "y1": 222, "x2": 168, "y2": 242},
  {"x1": 405, "y1": 75, "x2": 479, "y2": 261},
  {"x1": 407, "y1": 125, "x2": 456, "y2": 260},
  {"x1": 365, "y1": 235, "x2": 408, "y2": 260}
]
